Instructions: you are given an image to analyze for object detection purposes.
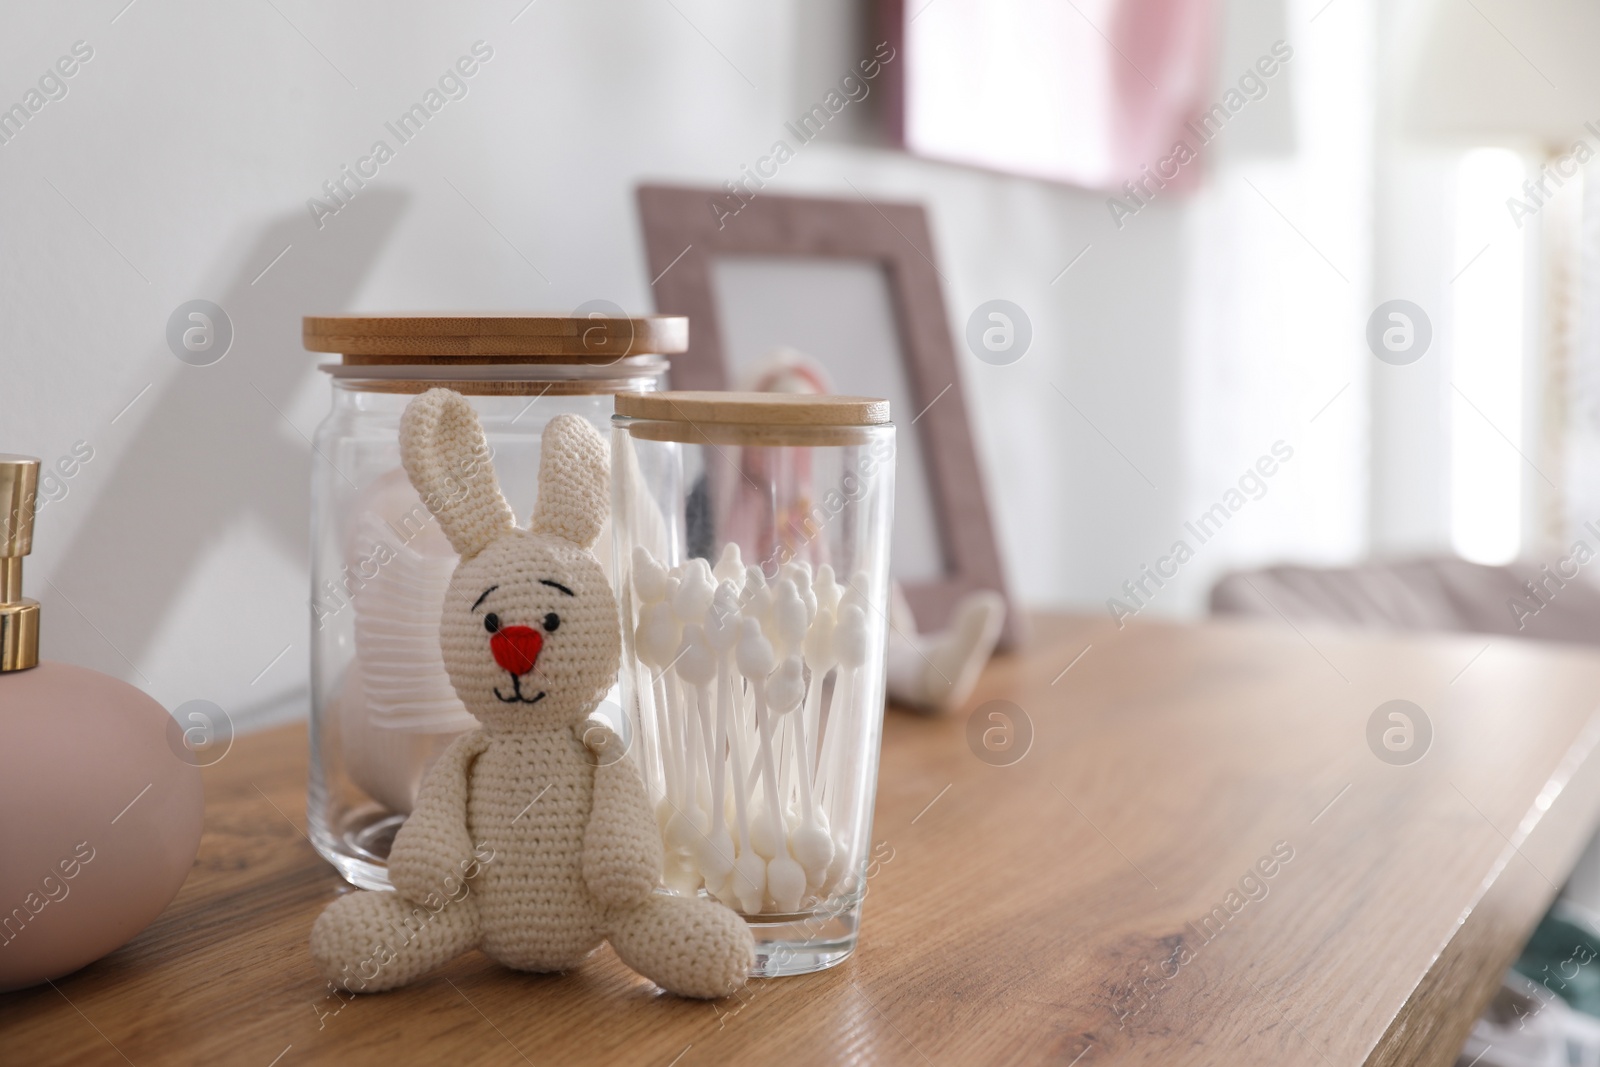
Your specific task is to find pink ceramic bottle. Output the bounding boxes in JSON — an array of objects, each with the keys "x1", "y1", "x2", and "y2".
[{"x1": 0, "y1": 454, "x2": 204, "y2": 992}]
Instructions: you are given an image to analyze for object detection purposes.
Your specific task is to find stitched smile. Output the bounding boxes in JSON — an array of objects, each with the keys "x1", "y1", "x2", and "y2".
[{"x1": 494, "y1": 673, "x2": 547, "y2": 705}]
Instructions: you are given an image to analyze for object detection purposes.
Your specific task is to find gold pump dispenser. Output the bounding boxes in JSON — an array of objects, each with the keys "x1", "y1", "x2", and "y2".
[{"x1": 0, "y1": 455, "x2": 40, "y2": 672}]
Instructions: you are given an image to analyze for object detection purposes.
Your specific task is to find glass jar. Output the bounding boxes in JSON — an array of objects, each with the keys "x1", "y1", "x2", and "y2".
[
  {"x1": 610, "y1": 391, "x2": 895, "y2": 976},
  {"x1": 303, "y1": 314, "x2": 680, "y2": 889}
]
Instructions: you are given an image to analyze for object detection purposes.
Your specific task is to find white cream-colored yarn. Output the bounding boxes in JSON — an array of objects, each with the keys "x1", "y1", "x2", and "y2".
[
  {"x1": 529, "y1": 413, "x2": 609, "y2": 549},
  {"x1": 397, "y1": 387, "x2": 515, "y2": 560},
  {"x1": 311, "y1": 390, "x2": 753, "y2": 1000}
]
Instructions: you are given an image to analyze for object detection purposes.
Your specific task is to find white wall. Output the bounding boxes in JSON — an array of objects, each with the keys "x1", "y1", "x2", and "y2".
[{"x1": 1, "y1": 0, "x2": 1368, "y2": 731}]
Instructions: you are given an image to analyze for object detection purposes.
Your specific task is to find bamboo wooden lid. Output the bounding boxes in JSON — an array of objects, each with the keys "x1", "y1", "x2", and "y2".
[
  {"x1": 303, "y1": 314, "x2": 688, "y2": 362},
  {"x1": 615, "y1": 391, "x2": 890, "y2": 425},
  {"x1": 614, "y1": 391, "x2": 892, "y2": 445}
]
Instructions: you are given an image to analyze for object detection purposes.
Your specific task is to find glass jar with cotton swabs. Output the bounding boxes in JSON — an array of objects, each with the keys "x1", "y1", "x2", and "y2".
[{"x1": 611, "y1": 391, "x2": 895, "y2": 976}]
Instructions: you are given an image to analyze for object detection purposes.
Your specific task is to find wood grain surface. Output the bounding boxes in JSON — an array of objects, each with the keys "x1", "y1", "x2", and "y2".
[
  {"x1": 302, "y1": 314, "x2": 688, "y2": 360},
  {"x1": 614, "y1": 391, "x2": 892, "y2": 427},
  {"x1": 6, "y1": 613, "x2": 1600, "y2": 1066}
]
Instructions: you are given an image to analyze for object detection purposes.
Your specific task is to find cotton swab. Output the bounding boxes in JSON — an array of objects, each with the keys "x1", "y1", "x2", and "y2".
[
  {"x1": 722, "y1": 606, "x2": 767, "y2": 913},
  {"x1": 782, "y1": 561, "x2": 818, "y2": 626},
  {"x1": 737, "y1": 567, "x2": 776, "y2": 850},
  {"x1": 633, "y1": 546, "x2": 671, "y2": 603},
  {"x1": 668, "y1": 560, "x2": 716, "y2": 790},
  {"x1": 742, "y1": 565, "x2": 772, "y2": 627},
  {"x1": 813, "y1": 563, "x2": 841, "y2": 621},
  {"x1": 806, "y1": 565, "x2": 843, "y2": 785},
  {"x1": 629, "y1": 549, "x2": 670, "y2": 827},
  {"x1": 765, "y1": 579, "x2": 808, "y2": 813},
  {"x1": 766, "y1": 567, "x2": 837, "y2": 883},
  {"x1": 700, "y1": 580, "x2": 743, "y2": 899},
  {"x1": 737, "y1": 617, "x2": 807, "y2": 912},
  {"x1": 737, "y1": 617, "x2": 780, "y2": 859},
  {"x1": 636, "y1": 586, "x2": 692, "y2": 852},
  {"x1": 768, "y1": 578, "x2": 809, "y2": 658},
  {"x1": 819, "y1": 602, "x2": 869, "y2": 834},
  {"x1": 672, "y1": 557, "x2": 716, "y2": 624},
  {"x1": 801, "y1": 593, "x2": 837, "y2": 783},
  {"x1": 812, "y1": 597, "x2": 870, "y2": 896},
  {"x1": 667, "y1": 562, "x2": 718, "y2": 850},
  {"x1": 713, "y1": 542, "x2": 745, "y2": 587},
  {"x1": 764, "y1": 654, "x2": 810, "y2": 911},
  {"x1": 677, "y1": 622, "x2": 732, "y2": 893},
  {"x1": 768, "y1": 652, "x2": 832, "y2": 887},
  {"x1": 723, "y1": 672, "x2": 765, "y2": 913}
]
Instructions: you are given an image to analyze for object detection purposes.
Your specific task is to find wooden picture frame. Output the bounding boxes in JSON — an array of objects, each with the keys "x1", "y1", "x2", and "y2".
[{"x1": 636, "y1": 184, "x2": 1022, "y2": 649}]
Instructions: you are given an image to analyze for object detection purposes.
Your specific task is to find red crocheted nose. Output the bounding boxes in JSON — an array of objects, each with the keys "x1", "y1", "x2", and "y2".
[{"x1": 490, "y1": 626, "x2": 542, "y2": 676}]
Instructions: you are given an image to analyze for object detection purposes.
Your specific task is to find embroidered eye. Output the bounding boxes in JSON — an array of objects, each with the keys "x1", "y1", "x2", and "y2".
[
  {"x1": 483, "y1": 613, "x2": 501, "y2": 634},
  {"x1": 543, "y1": 613, "x2": 560, "y2": 632}
]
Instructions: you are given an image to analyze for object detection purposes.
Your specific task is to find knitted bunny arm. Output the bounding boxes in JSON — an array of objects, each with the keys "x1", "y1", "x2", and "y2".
[
  {"x1": 579, "y1": 722, "x2": 663, "y2": 909},
  {"x1": 388, "y1": 729, "x2": 492, "y2": 904}
]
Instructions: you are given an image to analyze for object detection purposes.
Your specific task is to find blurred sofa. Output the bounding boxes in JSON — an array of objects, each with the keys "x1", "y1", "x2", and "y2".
[{"x1": 1210, "y1": 556, "x2": 1600, "y2": 645}]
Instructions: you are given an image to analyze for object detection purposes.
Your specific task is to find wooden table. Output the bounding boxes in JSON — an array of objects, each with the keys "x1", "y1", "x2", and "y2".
[{"x1": 8, "y1": 613, "x2": 1600, "y2": 1066}]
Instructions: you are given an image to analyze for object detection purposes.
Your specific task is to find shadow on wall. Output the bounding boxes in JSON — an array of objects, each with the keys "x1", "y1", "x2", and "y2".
[{"x1": 44, "y1": 189, "x2": 407, "y2": 719}]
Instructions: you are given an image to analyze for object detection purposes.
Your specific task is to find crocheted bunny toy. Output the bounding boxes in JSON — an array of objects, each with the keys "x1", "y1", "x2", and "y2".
[{"x1": 310, "y1": 389, "x2": 753, "y2": 999}]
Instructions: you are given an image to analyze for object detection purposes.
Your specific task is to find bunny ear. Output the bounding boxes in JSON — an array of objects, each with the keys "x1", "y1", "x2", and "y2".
[
  {"x1": 529, "y1": 414, "x2": 609, "y2": 549},
  {"x1": 398, "y1": 388, "x2": 515, "y2": 560}
]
